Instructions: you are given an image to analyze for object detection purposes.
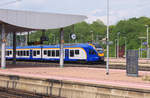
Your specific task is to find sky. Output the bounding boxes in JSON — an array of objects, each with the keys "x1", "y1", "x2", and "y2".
[{"x1": 1, "y1": 0, "x2": 150, "y2": 25}]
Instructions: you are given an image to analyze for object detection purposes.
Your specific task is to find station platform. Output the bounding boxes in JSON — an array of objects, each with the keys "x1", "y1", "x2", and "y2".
[
  {"x1": 109, "y1": 58, "x2": 150, "y2": 66},
  {"x1": 0, "y1": 65, "x2": 150, "y2": 90},
  {"x1": 0, "y1": 64, "x2": 150, "y2": 98}
]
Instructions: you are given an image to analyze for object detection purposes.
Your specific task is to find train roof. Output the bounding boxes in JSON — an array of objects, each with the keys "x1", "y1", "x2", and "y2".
[
  {"x1": 6, "y1": 43, "x2": 102, "y2": 49},
  {"x1": 43, "y1": 43, "x2": 92, "y2": 48},
  {"x1": 6, "y1": 45, "x2": 41, "y2": 49}
]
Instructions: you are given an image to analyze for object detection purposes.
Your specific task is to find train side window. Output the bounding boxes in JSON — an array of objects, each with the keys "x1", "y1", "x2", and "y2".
[
  {"x1": 93, "y1": 50, "x2": 97, "y2": 55},
  {"x1": 48, "y1": 50, "x2": 51, "y2": 56},
  {"x1": 33, "y1": 51, "x2": 36, "y2": 56},
  {"x1": 10, "y1": 51, "x2": 12, "y2": 55},
  {"x1": 75, "y1": 50, "x2": 79, "y2": 55},
  {"x1": 44, "y1": 50, "x2": 47, "y2": 55},
  {"x1": 37, "y1": 50, "x2": 40, "y2": 55},
  {"x1": 23, "y1": 51, "x2": 26, "y2": 56},
  {"x1": 70, "y1": 50, "x2": 74, "y2": 57},
  {"x1": 89, "y1": 50, "x2": 96, "y2": 55},
  {"x1": 22, "y1": 51, "x2": 24, "y2": 56},
  {"x1": 24, "y1": 51, "x2": 26, "y2": 56},
  {"x1": 18, "y1": 51, "x2": 20, "y2": 56},
  {"x1": 21, "y1": 51, "x2": 23, "y2": 56},
  {"x1": 52, "y1": 50, "x2": 55, "y2": 57},
  {"x1": 56, "y1": 50, "x2": 59, "y2": 57},
  {"x1": 27, "y1": 51, "x2": 29, "y2": 56},
  {"x1": 19, "y1": 51, "x2": 21, "y2": 56}
]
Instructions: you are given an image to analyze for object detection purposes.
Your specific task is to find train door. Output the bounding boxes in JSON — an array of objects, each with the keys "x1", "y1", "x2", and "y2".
[
  {"x1": 30, "y1": 49, "x2": 32, "y2": 59},
  {"x1": 88, "y1": 49, "x2": 98, "y2": 62},
  {"x1": 65, "y1": 49, "x2": 69, "y2": 61}
]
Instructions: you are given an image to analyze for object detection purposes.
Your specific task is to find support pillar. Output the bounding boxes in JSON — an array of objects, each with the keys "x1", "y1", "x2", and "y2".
[
  {"x1": 1, "y1": 24, "x2": 6, "y2": 69},
  {"x1": 40, "y1": 30, "x2": 46, "y2": 45},
  {"x1": 60, "y1": 28, "x2": 64, "y2": 68},
  {"x1": 27, "y1": 32, "x2": 29, "y2": 45},
  {"x1": 13, "y1": 32, "x2": 16, "y2": 64}
]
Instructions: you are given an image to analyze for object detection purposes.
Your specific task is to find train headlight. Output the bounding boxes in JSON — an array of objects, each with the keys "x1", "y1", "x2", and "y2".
[{"x1": 98, "y1": 53, "x2": 104, "y2": 57}]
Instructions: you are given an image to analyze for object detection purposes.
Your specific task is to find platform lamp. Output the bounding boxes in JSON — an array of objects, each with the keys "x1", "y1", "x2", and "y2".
[
  {"x1": 145, "y1": 25, "x2": 149, "y2": 59},
  {"x1": 123, "y1": 37, "x2": 127, "y2": 57},
  {"x1": 115, "y1": 39, "x2": 117, "y2": 58},
  {"x1": 90, "y1": 30, "x2": 94, "y2": 43},
  {"x1": 106, "y1": 0, "x2": 110, "y2": 75},
  {"x1": 138, "y1": 37, "x2": 146, "y2": 58},
  {"x1": 117, "y1": 32, "x2": 120, "y2": 58}
]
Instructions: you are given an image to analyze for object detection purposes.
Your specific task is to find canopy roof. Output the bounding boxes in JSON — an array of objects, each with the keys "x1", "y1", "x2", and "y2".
[{"x1": 0, "y1": 9, "x2": 87, "y2": 33}]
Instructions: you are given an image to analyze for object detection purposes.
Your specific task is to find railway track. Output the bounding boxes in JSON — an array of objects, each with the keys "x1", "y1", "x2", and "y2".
[
  {"x1": 0, "y1": 87, "x2": 65, "y2": 98},
  {"x1": 6, "y1": 61, "x2": 150, "y2": 71}
]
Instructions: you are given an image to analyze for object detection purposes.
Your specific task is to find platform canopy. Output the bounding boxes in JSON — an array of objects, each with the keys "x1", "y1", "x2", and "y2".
[
  {"x1": 0, "y1": 9, "x2": 87, "y2": 33},
  {"x1": 0, "y1": 9, "x2": 87, "y2": 69}
]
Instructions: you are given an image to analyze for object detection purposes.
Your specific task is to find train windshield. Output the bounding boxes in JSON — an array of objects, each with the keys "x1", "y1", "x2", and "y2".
[
  {"x1": 96, "y1": 48, "x2": 104, "y2": 53},
  {"x1": 93, "y1": 43, "x2": 103, "y2": 53}
]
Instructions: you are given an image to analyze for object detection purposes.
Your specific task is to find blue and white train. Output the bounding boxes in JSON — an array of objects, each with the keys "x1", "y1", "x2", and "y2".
[{"x1": 6, "y1": 43, "x2": 105, "y2": 63}]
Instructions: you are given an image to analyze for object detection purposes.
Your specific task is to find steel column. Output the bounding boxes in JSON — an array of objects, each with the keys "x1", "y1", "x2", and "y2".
[
  {"x1": 141, "y1": 39, "x2": 142, "y2": 58},
  {"x1": 13, "y1": 32, "x2": 16, "y2": 64},
  {"x1": 139, "y1": 48, "x2": 140, "y2": 58},
  {"x1": 27, "y1": 32, "x2": 30, "y2": 45},
  {"x1": 117, "y1": 33, "x2": 120, "y2": 58},
  {"x1": 115, "y1": 39, "x2": 117, "y2": 58},
  {"x1": 147, "y1": 26, "x2": 149, "y2": 58},
  {"x1": 124, "y1": 37, "x2": 127, "y2": 57},
  {"x1": 1, "y1": 24, "x2": 6, "y2": 69},
  {"x1": 60, "y1": 28, "x2": 64, "y2": 68},
  {"x1": 106, "y1": 0, "x2": 109, "y2": 75}
]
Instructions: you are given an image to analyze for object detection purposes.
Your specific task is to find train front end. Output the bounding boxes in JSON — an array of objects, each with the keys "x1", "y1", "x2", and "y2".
[
  {"x1": 96, "y1": 47, "x2": 104, "y2": 61},
  {"x1": 91, "y1": 43, "x2": 105, "y2": 63}
]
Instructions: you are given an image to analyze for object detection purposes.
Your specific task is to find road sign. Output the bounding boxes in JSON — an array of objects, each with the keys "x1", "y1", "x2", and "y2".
[
  {"x1": 143, "y1": 42, "x2": 147, "y2": 45},
  {"x1": 141, "y1": 48, "x2": 147, "y2": 51},
  {"x1": 102, "y1": 41, "x2": 113, "y2": 45}
]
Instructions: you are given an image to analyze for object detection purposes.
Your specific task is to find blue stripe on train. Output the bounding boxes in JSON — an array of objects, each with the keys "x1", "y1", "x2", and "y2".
[{"x1": 6, "y1": 57, "x2": 87, "y2": 61}]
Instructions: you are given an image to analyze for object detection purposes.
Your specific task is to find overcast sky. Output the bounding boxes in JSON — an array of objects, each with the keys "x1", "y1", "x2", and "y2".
[{"x1": 1, "y1": 0, "x2": 150, "y2": 25}]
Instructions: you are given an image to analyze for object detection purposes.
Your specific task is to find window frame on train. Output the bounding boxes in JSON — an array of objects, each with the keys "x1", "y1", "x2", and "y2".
[
  {"x1": 56, "y1": 50, "x2": 59, "y2": 57},
  {"x1": 75, "y1": 50, "x2": 79, "y2": 55},
  {"x1": 48, "y1": 50, "x2": 51, "y2": 56},
  {"x1": 70, "y1": 50, "x2": 74, "y2": 57}
]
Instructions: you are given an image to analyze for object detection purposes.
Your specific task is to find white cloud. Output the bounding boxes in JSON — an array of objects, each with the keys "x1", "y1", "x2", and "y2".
[
  {"x1": 1, "y1": 0, "x2": 150, "y2": 25},
  {"x1": 84, "y1": 0, "x2": 150, "y2": 25},
  {"x1": 85, "y1": 1, "x2": 150, "y2": 25}
]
